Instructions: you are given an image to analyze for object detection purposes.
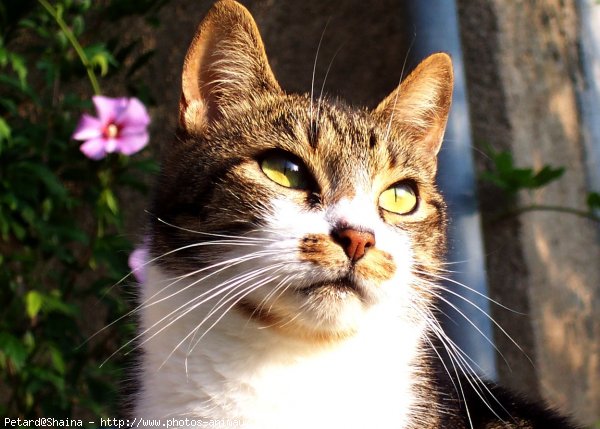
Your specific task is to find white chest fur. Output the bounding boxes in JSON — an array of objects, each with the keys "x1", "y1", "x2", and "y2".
[{"x1": 134, "y1": 266, "x2": 426, "y2": 429}]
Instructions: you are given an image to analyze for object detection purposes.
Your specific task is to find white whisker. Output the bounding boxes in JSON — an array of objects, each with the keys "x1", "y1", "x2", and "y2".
[
  {"x1": 184, "y1": 268, "x2": 286, "y2": 359},
  {"x1": 414, "y1": 271, "x2": 532, "y2": 368},
  {"x1": 185, "y1": 264, "x2": 287, "y2": 349},
  {"x1": 156, "y1": 266, "x2": 287, "y2": 372},
  {"x1": 383, "y1": 41, "x2": 415, "y2": 144},
  {"x1": 246, "y1": 274, "x2": 295, "y2": 325},
  {"x1": 97, "y1": 235, "x2": 269, "y2": 305},
  {"x1": 424, "y1": 306, "x2": 512, "y2": 424},
  {"x1": 91, "y1": 247, "x2": 278, "y2": 349},
  {"x1": 415, "y1": 269, "x2": 524, "y2": 315},
  {"x1": 426, "y1": 286, "x2": 509, "y2": 368},
  {"x1": 309, "y1": 20, "x2": 330, "y2": 129},
  {"x1": 153, "y1": 215, "x2": 278, "y2": 243},
  {"x1": 100, "y1": 250, "x2": 283, "y2": 366},
  {"x1": 315, "y1": 43, "x2": 344, "y2": 130}
]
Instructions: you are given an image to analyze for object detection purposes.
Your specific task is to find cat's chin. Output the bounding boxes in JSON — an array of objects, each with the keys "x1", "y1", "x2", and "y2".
[{"x1": 235, "y1": 278, "x2": 382, "y2": 342}]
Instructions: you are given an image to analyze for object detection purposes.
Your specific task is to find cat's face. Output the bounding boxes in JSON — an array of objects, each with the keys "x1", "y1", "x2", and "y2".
[{"x1": 150, "y1": 0, "x2": 452, "y2": 342}]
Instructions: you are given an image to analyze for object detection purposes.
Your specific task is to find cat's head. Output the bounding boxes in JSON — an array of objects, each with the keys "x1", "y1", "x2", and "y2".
[{"x1": 150, "y1": 0, "x2": 453, "y2": 342}]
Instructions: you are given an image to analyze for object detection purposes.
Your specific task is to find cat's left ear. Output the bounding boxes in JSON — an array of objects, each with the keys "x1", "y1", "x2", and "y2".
[
  {"x1": 179, "y1": 0, "x2": 282, "y2": 134},
  {"x1": 373, "y1": 53, "x2": 453, "y2": 157}
]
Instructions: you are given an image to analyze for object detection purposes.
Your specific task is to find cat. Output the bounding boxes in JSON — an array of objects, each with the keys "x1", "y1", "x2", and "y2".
[{"x1": 132, "y1": 1, "x2": 579, "y2": 428}]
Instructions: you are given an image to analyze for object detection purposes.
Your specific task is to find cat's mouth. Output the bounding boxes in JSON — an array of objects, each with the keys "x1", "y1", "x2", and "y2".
[{"x1": 300, "y1": 276, "x2": 368, "y2": 301}]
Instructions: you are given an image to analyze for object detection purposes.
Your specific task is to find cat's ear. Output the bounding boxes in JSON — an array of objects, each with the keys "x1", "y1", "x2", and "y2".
[
  {"x1": 179, "y1": 0, "x2": 281, "y2": 133},
  {"x1": 374, "y1": 53, "x2": 453, "y2": 157}
]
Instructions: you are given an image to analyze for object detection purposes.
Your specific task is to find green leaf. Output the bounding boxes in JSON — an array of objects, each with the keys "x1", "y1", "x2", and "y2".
[
  {"x1": 1, "y1": 193, "x2": 19, "y2": 210},
  {"x1": 29, "y1": 365, "x2": 65, "y2": 392},
  {"x1": 55, "y1": 4, "x2": 64, "y2": 21},
  {"x1": 0, "y1": 74, "x2": 36, "y2": 102},
  {"x1": 0, "y1": 96, "x2": 18, "y2": 115},
  {"x1": 19, "y1": 19, "x2": 39, "y2": 31},
  {"x1": 482, "y1": 147, "x2": 565, "y2": 194},
  {"x1": 10, "y1": 220, "x2": 26, "y2": 240},
  {"x1": 23, "y1": 331, "x2": 35, "y2": 352},
  {"x1": 100, "y1": 188, "x2": 119, "y2": 215},
  {"x1": 130, "y1": 158, "x2": 159, "y2": 173},
  {"x1": 84, "y1": 44, "x2": 117, "y2": 77},
  {"x1": 90, "y1": 52, "x2": 109, "y2": 76},
  {"x1": 508, "y1": 168, "x2": 535, "y2": 190},
  {"x1": 0, "y1": 42, "x2": 27, "y2": 88},
  {"x1": 493, "y1": 151, "x2": 515, "y2": 176},
  {"x1": 0, "y1": 332, "x2": 28, "y2": 370},
  {"x1": 587, "y1": 192, "x2": 600, "y2": 211},
  {"x1": 79, "y1": 0, "x2": 93, "y2": 11},
  {"x1": 46, "y1": 224, "x2": 90, "y2": 245},
  {"x1": 531, "y1": 166, "x2": 565, "y2": 188},
  {"x1": 71, "y1": 15, "x2": 84, "y2": 36},
  {"x1": 43, "y1": 291, "x2": 78, "y2": 317},
  {"x1": 9, "y1": 52, "x2": 27, "y2": 88},
  {"x1": 25, "y1": 290, "x2": 43, "y2": 319},
  {"x1": 480, "y1": 171, "x2": 509, "y2": 190},
  {"x1": 18, "y1": 162, "x2": 68, "y2": 199},
  {"x1": 55, "y1": 30, "x2": 68, "y2": 51},
  {"x1": 49, "y1": 346, "x2": 66, "y2": 375},
  {"x1": 0, "y1": 116, "x2": 11, "y2": 143},
  {"x1": 0, "y1": 47, "x2": 7, "y2": 67}
]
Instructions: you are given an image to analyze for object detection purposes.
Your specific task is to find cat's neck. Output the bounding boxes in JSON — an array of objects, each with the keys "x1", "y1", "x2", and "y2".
[{"x1": 135, "y1": 265, "x2": 431, "y2": 429}]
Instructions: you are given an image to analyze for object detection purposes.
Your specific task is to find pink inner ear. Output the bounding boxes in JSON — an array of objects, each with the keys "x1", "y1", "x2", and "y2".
[
  {"x1": 177, "y1": 0, "x2": 282, "y2": 134},
  {"x1": 421, "y1": 121, "x2": 448, "y2": 157},
  {"x1": 181, "y1": 22, "x2": 213, "y2": 107},
  {"x1": 178, "y1": 17, "x2": 216, "y2": 133},
  {"x1": 373, "y1": 53, "x2": 454, "y2": 157}
]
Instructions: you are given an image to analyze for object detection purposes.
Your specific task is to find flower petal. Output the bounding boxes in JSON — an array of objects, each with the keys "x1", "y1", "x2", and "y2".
[
  {"x1": 80, "y1": 137, "x2": 108, "y2": 160},
  {"x1": 116, "y1": 133, "x2": 149, "y2": 156},
  {"x1": 93, "y1": 95, "x2": 128, "y2": 123},
  {"x1": 72, "y1": 114, "x2": 103, "y2": 141},
  {"x1": 128, "y1": 246, "x2": 149, "y2": 283},
  {"x1": 119, "y1": 124, "x2": 150, "y2": 137},
  {"x1": 119, "y1": 97, "x2": 151, "y2": 128},
  {"x1": 104, "y1": 138, "x2": 119, "y2": 153}
]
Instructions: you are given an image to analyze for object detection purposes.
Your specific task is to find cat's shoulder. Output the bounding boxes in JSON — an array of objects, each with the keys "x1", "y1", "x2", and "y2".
[{"x1": 437, "y1": 374, "x2": 581, "y2": 428}]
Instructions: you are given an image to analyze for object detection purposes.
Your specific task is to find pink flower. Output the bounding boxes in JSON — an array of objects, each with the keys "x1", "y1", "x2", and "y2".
[
  {"x1": 128, "y1": 246, "x2": 149, "y2": 283},
  {"x1": 72, "y1": 95, "x2": 150, "y2": 160}
]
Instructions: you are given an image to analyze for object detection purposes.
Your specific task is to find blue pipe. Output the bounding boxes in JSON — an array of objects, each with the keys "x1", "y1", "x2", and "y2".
[
  {"x1": 577, "y1": 0, "x2": 600, "y2": 198},
  {"x1": 405, "y1": 1, "x2": 498, "y2": 379}
]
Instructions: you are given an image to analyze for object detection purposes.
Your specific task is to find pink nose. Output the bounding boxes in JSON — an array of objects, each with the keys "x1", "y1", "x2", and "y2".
[{"x1": 332, "y1": 228, "x2": 376, "y2": 262}]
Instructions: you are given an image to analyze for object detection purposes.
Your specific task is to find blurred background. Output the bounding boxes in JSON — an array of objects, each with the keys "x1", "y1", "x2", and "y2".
[{"x1": 1, "y1": 0, "x2": 598, "y2": 427}]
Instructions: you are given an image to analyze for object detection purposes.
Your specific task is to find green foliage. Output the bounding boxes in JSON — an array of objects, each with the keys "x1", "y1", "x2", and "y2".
[
  {"x1": 481, "y1": 148, "x2": 565, "y2": 195},
  {"x1": 0, "y1": 0, "x2": 163, "y2": 420},
  {"x1": 587, "y1": 192, "x2": 600, "y2": 212},
  {"x1": 481, "y1": 146, "x2": 600, "y2": 223}
]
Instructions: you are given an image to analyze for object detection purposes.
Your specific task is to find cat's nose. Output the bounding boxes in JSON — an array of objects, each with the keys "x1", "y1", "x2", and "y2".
[{"x1": 332, "y1": 227, "x2": 376, "y2": 263}]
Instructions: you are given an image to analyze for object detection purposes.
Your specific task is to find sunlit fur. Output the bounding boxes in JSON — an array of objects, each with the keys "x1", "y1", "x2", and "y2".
[
  {"x1": 138, "y1": 86, "x2": 448, "y2": 426},
  {"x1": 130, "y1": 1, "x2": 579, "y2": 429}
]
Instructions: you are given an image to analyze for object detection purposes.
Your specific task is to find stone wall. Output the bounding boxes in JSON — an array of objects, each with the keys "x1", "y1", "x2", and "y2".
[{"x1": 458, "y1": 0, "x2": 600, "y2": 424}]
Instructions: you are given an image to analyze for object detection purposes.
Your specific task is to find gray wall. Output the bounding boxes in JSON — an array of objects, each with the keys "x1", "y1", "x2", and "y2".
[{"x1": 458, "y1": 0, "x2": 600, "y2": 424}]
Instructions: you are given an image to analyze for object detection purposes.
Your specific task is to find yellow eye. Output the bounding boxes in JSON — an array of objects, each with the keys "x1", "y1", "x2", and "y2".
[
  {"x1": 260, "y1": 152, "x2": 309, "y2": 189},
  {"x1": 379, "y1": 183, "x2": 418, "y2": 214}
]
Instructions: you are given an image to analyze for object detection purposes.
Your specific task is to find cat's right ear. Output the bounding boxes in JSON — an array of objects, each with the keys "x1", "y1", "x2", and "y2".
[
  {"x1": 373, "y1": 53, "x2": 453, "y2": 159},
  {"x1": 179, "y1": 0, "x2": 281, "y2": 134}
]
